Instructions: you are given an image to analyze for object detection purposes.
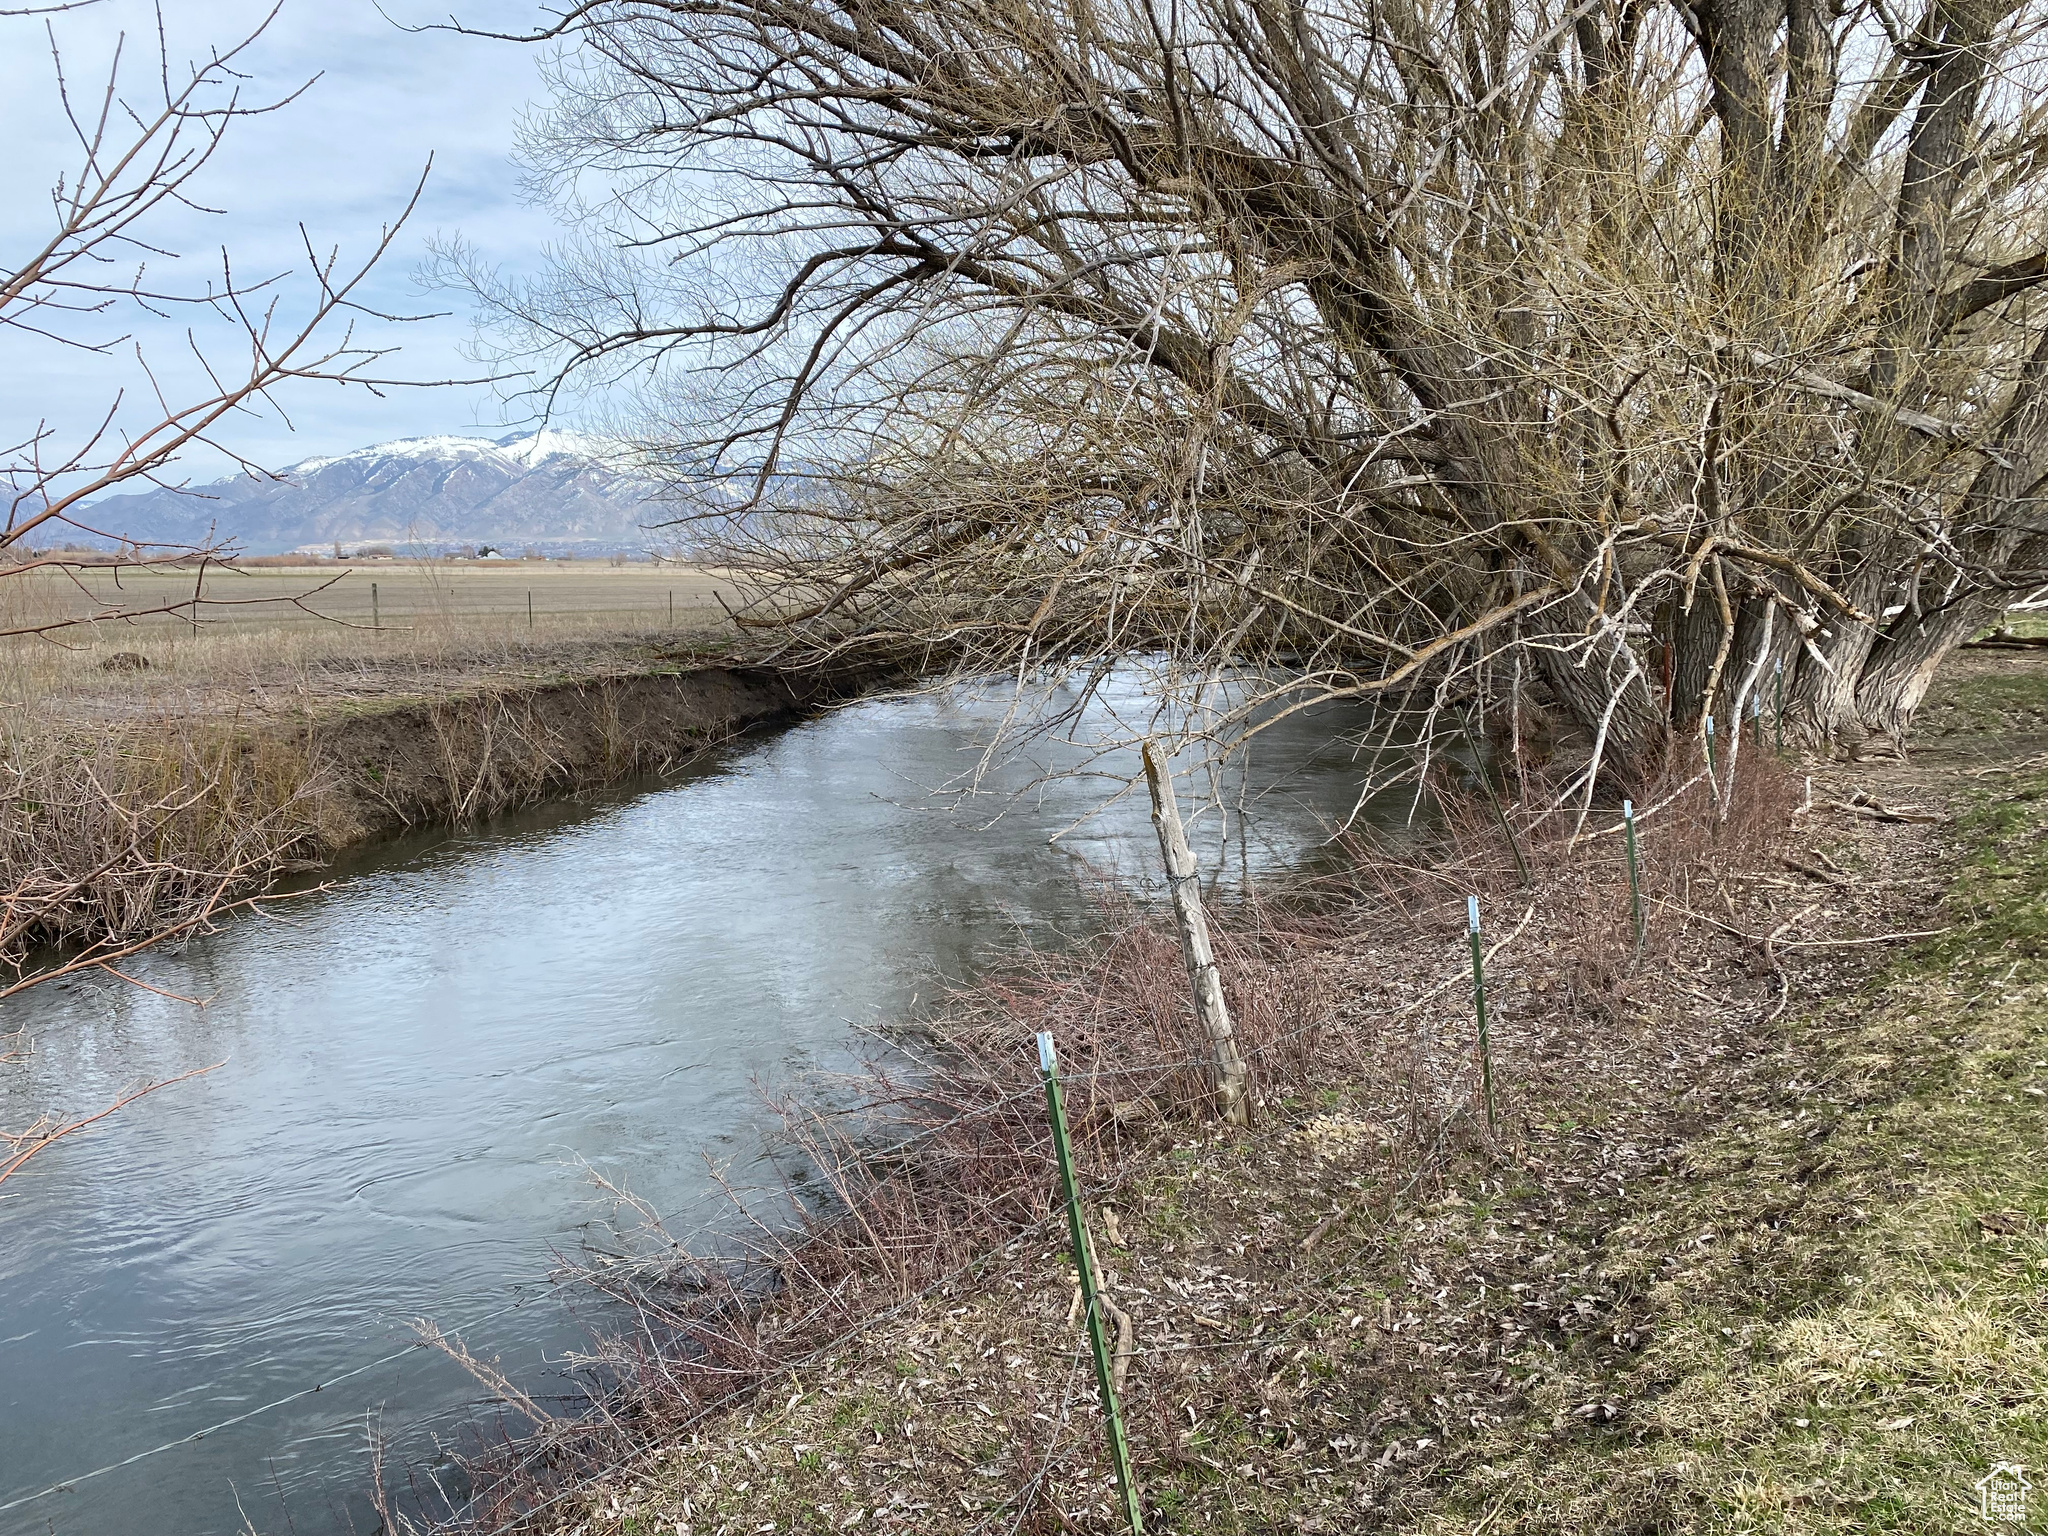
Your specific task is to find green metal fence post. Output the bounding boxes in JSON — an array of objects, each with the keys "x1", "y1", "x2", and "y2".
[
  {"x1": 1038, "y1": 1033, "x2": 1145, "y2": 1534},
  {"x1": 1774, "y1": 658, "x2": 1784, "y2": 754},
  {"x1": 371, "y1": 581, "x2": 379, "y2": 633},
  {"x1": 1467, "y1": 898, "x2": 1496, "y2": 1131},
  {"x1": 1459, "y1": 722, "x2": 1530, "y2": 888},
  {"x1": 1623, "y1": 798, "x2": 1644, "y2": 958}
]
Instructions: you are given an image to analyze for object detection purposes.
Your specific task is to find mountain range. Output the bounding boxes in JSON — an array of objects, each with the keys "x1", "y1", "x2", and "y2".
[{"x1": 79, "y1": 431, "x2": 689, "y2": 556}]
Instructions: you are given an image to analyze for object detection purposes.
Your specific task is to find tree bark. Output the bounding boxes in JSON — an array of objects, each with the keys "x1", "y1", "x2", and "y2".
[
  {"x1": 1668, "y1": 594, "x2": 1727, "y2": 733},
  {"x1": 1142, "y1": 741, "x2": 1251, "y2": 1127},
  {"x1": 1855, "y1": 598, "x2": 1999, "y2": 742}
]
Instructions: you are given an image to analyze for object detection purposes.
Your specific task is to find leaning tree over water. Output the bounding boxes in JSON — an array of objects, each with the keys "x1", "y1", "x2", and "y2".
[{"x1": 451, "y1": 0, "x2": 2048, "y2": 790}]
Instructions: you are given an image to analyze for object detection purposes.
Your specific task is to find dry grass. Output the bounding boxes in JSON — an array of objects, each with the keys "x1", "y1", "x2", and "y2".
[
  {"x1": 0, "y1": 719, "x2": 332, "y2": 982},
  {"x1": 0, "y1": 560, "x2": 752, "y2": 981},
  {"x1": 0, "y1": 560, "x2": 739, "y2": 719}
]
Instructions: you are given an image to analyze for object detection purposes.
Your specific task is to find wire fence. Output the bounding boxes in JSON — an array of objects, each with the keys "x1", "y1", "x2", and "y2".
[{"x1": 427, "y1": 906, "x2": 1542, "y2": 1535}]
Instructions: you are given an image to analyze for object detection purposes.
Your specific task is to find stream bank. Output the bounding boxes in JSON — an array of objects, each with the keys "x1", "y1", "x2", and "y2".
[
  {"x1": 483, "y1": 650, "x2": 2048, "y2": 1536},
  {"x1": 297, "y1": 657, "x2": 854, "y2": 842},
  {"x1": 3, "y1": 646, "x2": 872, "y2": 971},
  {"x1": 0, "y1": 678, "x2": 1389, "y2": 1536}
]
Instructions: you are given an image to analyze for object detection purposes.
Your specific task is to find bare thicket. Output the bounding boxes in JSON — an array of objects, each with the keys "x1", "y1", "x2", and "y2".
[
  {"x1": 0, "y1": 7, "x2": 444, "y2": 991},
  {"x1": 449, "y1": 0, "x2": 2048, "y2": 792}
]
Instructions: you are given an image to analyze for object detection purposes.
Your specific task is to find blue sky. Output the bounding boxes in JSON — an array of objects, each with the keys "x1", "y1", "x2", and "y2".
[{"x1": 0, "y1": 0, "x2": 563, "y2": 485}]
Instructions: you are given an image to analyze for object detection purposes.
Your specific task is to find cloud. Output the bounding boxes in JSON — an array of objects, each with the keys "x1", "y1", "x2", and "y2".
[{"x1": 0, "y1": 0, "x2": 564, "y2": 490}]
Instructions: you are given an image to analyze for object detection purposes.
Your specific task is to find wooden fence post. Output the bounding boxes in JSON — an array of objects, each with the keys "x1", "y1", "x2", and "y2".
[{"x1": 1141, "y1": 740, "x2": 1251, "y2": 1126}]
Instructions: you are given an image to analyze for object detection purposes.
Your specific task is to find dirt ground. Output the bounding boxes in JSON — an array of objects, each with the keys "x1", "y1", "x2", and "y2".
[{"x1": 465, "y1": 647, "x2": 2048, "y2": 1536}]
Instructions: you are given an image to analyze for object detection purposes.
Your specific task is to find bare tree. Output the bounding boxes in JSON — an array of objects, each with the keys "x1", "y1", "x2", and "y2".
[
  {"x1": 444, "y1": 0, "x2": 2048, "y2": 787},
  {"x1": 0, "y1": 3, "x2": 457, "y2": 637},
  {"x1": 0, "y1": 5, "x2": 464, "y2": 991}
]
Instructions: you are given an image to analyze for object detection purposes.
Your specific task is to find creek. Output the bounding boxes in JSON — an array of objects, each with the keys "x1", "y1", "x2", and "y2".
[{"x1": 0, "y1": 679, "x2": 1402, "y2": 1535}]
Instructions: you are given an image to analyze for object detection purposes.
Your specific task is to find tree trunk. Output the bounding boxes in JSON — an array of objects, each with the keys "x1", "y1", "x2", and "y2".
[
  {"x1": 1781, "y1": 564, "x2": 1888, "y2": 750},
  {"x1": 1867, "y1": 0, "x2": 2013, "y2": 400},
  {"x1": 1855, "y1": 598, "x2": 1997, "y2": 743},
  {"x1": 1525, "y1": 595, "x2": 1668, "y2": 782},
  {"x1": 1668, "y1": 595, "x2": 1726, "y2": 733}
]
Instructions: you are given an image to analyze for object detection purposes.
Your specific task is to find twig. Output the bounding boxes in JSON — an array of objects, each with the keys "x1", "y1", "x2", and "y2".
[
  {"x1": 0, "y1": 884, "x2": 327, "y2": 1000},
  {"x1": 1301, "y1": 1206, "x2": 1348, "y2": 1252},
  {"x1": 415, "y1": 1320, "x2": 553, "y2": 1428},
  {"x1": 92, "y1": 963, "x2": 216, "y2": 1006},
  {"x1": 0, "y1": 1061, "x2": 224, "y2": 1186}
]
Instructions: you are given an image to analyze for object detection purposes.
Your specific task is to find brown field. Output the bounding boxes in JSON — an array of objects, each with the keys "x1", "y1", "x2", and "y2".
[{"x1": 0, "y1": 561, "x2": 744, "y2": 720}]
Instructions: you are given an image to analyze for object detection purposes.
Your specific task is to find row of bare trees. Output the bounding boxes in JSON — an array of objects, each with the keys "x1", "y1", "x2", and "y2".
[{"x1": 446, "y1": 0, "x2": 2048, "y2": 789}]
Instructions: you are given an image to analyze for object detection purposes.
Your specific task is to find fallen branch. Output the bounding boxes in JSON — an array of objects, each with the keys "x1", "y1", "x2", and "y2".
[
  {"x1": 1301, "y1": 1206, "x2": 1349, "y2": 1252},
  {"x1": 1778, "y1": 855, "x2": 1851, "y2": 886},
  {"x1": 1761, "y1": 902, "x2": 1823, "y2": 1025},
  {"x1": 1773, "y1": 927, "x2": 1950, "y2": 948},
  {"x1": 1105, "y1": 1294, "x2": 1134, "y2": 1399},
  {"x1": 1657, "y1": 898, "x2": 1947, "y2": 954},
  {"x1": 0, "y1": 1061, "x2": 224, "y2": 1187},
  {"x1": 1811, "y1": 791, "x2": 1946, "y2": 824}
]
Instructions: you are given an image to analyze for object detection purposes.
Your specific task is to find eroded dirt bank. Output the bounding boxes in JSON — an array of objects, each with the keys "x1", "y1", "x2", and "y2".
[
  {"x1": 2, "y1": 646, "x2": 876, "y2": 971},
  {"x1": 297, "y1": 659, "x2": 838, "y2": 846}
]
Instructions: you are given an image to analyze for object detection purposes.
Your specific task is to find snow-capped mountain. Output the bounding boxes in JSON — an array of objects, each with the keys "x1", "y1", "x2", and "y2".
[{"x1": 80, "y1": 431, "x2": 684, "y2": 555}]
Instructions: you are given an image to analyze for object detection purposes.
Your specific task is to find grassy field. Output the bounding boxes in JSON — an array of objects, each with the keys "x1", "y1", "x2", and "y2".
[
  {"x1": 1408, "y1": 756, "x2": 2048, "y2": 1533},
  {"x1": 0, "y1": 561, "x2": 742, "y2": 719}
]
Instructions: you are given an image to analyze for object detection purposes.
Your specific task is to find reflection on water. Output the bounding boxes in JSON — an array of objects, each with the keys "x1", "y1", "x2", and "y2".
[{"x1": 0, "y1": 681, "x2": 1393, "y2": 1535}]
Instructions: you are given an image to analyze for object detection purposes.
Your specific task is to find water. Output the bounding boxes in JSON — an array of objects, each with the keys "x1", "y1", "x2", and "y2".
[{"x1": 0, "y1": 682, "x2": 1393, "y2": 1535}]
